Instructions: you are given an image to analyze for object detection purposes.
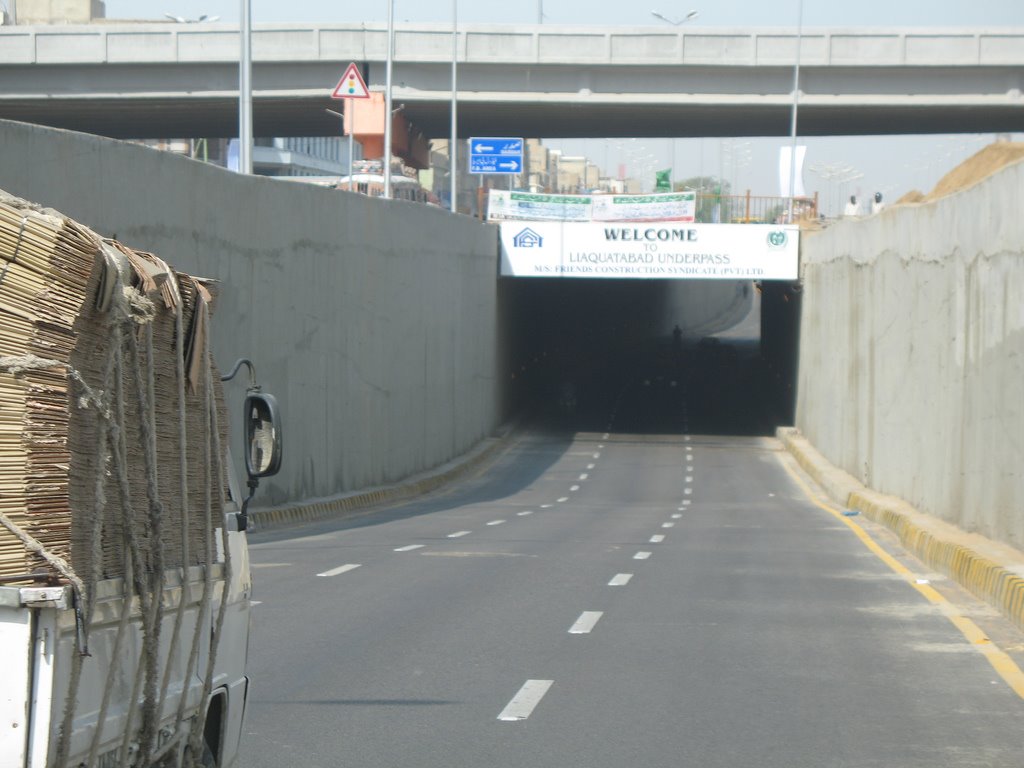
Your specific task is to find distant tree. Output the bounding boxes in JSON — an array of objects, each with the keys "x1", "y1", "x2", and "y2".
[{"x1": 677, "y1": 176, "x2": 732, "y2": 222}]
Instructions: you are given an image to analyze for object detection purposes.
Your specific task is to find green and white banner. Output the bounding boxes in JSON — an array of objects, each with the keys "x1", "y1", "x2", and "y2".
[
  {"x1": 499, "y1": 222, "x2": 799, "y2": 280},
  {"x1": 487, "y1": 190, "x2": 696, "y2": 223}
]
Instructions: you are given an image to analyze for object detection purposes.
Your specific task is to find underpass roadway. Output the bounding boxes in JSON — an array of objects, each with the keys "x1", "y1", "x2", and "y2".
[{"x1": 242, "y1": 368, "x2": 1024, "y2": 767}]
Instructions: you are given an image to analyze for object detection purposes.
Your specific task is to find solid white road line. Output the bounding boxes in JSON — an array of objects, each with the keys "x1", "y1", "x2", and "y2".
[
  {"x1": 649, "y1": 534, "x2": 666, "y2": 543},
  {"x1": 448, "y1": 531, "x2": 471, "y2": 538},
  {"x1": 316, "y1": 563, "x2": 361, "y2": 578},
  {"x1": 394, "y1": 544, "x2": 425, "y2": 552},
  {"x1": 569, "y1": 611, "x2": 604, "y2": 634},
  {"x1": 498, "y1": 680, "x2": 554, "y2": 721},
  {"x1": 608, "y1": 573, "x2": 633, "y2": 586},
  {"x1": 634, "y1": 551, "x2": 652, "y2": 560}
]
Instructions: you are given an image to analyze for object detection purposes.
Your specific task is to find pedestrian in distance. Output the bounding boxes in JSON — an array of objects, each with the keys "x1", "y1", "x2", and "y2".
[
  {"x1": 871, "y1": 191, "x2": 885, "y2": 214},
  {"x1": 843, "y1": 195, "x2": 860, "y2": 217}
]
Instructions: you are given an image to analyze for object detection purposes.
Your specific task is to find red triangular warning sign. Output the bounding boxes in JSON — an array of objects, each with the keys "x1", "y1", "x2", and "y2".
[{"x1": 331, "y1": 63, "x2": 370, "y2": 100}]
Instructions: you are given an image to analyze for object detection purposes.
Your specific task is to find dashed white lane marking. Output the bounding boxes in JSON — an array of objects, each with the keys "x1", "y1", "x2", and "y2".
[
  {"x1": 517, "y1": 510, "x2": 534, "y2": 516},
  {"x1": 682, "y1": 500, "x2": 692, "y2": 506},
  {"x1": 593, "y1": 452, "x2": 601, "y2": 459},
  {"x1": 684, "y1": 488, "x2": 693, "y2": 495},
  {"x1": 608, "y1": 573, "x2": 634, "y2": 586},
  {"x1": 587, "y1": 463, "x2": 596, "y2": 470},
  {"x1": 569, "y1": 611, "x2": 604, "y2": 634},
  {"x1": 487, "y1": 519, "x2": 506, "y2": 526},
  {"x1": 570, "y1": 485, "x2": 580, "y2": 492},
  {"x1": 598, "y1": 444, "x2": 605, "y2": 449},
  {"x1": 687, "y1": 465, "x2": 694, "y2": 472},
  {"x1": 498, "y1": 680, "x2": 554, "y2": 721},
  {"x1": 634, "y1": 551, "x2": 652, "y2": 560},
  {"x1": 579, "y1": 473, "x2": 589, "y2": 480},
  {"x1": 557, "y1": 497, "x2": 569, "y2": 503},
  {"x1": 316, "y1": 563, "x2": 361, "y2": 578},
  {"x1": 602, "y1": 433, "x2": 610, "y2": 439},
  {"x1": 684, "y1": 436, "x2": 691, "y2": 442},
  {"x1": 448, "y1": 530, "x2": 471, "y2": 538},
  {"x1": 541, "y1": 504, "x2": 554, "y2": 509},
  {"x1": 394, "y1": 544, "x2": 424, "y2": 552},
  {"x1": 685, "y1": 445, "x2": 693, "y2": 451},
  {"x1": 251, "y1": 600, "x2": 263, "y2": 606},
  {"x1": 662, "y1": 522, "x2": 675, "y2": 528},
  {"x1": 685, "y1": 476, "x2": 694, "y2": 483},
  {"x1": 672, "y1": 513, "x2": 683, "y2": 519},
  {"x1": 649, "y1": 534, "x2": 666, "y2": 543}
]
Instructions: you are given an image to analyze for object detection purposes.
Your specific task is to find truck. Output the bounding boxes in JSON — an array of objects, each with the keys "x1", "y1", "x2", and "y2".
[{"x1": 0, "y1": 192, "x2": 281, "y2": 768}]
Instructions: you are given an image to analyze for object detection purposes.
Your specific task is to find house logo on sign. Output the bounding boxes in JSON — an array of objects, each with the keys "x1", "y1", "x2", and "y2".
[{"x1": 513, "y1": 228, "x2": 543, "y2": 248}]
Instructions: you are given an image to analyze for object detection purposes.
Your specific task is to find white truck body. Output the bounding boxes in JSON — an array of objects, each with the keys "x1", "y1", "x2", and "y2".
[{"x1": 1, "y1": 484, "x2": 253, "y2": 768}]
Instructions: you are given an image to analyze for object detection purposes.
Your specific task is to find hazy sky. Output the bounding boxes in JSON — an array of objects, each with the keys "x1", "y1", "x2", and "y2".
[
  {"x1": 103, "y1": 0, "x2": 1022, "y2": 212},
  {"x1": 106, "y1": 0, "x2": 1020, "y2": 27}
]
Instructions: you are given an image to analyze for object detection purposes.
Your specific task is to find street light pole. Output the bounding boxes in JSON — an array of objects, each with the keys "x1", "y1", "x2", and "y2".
[
  {"x1": 787, "y1": 0, "x2": 804, "y2": 221},
  {"x1": 384, "y1": 0, "x2": 394, "y2": 198},
  {"x1": 238, "y1": 0, "x2": 252, "y2": 174},
  {"x1": 450, "y1": 0, "x2": 458, "y2": 212}
]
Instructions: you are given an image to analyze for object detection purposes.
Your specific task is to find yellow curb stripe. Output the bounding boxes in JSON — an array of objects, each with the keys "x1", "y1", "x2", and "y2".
[{"x1": 780, "y1": 455, "x2": 1024, "y2": 700}]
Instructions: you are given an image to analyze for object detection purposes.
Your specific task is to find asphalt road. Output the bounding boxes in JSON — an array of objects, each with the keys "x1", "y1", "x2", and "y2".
[{"x1": 240, "y1": 403, "x2": 1024, "y2": 767}]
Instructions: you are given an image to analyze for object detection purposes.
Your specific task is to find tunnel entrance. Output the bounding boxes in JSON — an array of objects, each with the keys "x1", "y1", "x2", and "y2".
[{"x1": 498, "y1": 277, "x2": 802, "y2": 437}]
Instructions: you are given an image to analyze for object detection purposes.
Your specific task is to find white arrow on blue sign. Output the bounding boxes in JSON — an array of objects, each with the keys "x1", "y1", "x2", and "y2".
[{"x1": 469, "y1": 136, "x2": 524, "y2": 175}]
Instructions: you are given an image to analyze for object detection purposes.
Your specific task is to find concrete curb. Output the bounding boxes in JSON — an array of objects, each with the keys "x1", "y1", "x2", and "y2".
[
  {"x1": 247, "y1": 428, "x2": 517, "y2": 531},
  {"x1": 777, "y1": 427, "x2": 1024, "y2": 633}
]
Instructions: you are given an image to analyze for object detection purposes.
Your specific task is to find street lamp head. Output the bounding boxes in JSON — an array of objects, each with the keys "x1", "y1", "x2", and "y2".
[{"x1": 651, "y1": 9, "x2": 699, "y2": 25}]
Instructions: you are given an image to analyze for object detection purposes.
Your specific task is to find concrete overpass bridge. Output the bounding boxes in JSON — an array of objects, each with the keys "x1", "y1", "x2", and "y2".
[{"x1": 0, "y1": 22, "x2": 1022, "y2": 139}]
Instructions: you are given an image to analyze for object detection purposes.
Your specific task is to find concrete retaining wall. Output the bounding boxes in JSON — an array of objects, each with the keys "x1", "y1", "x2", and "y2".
[
  {"x1": 0, "y1": 120, "x2": 502, "y2": 508},
  {"x1": 796, "y1": 160, "x2": 1023, "y2": 548}
]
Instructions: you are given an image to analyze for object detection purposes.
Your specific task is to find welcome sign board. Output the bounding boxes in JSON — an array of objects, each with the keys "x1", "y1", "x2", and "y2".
[{"x1": 499, "y1": 222, "x2": 799, "y2": 280}]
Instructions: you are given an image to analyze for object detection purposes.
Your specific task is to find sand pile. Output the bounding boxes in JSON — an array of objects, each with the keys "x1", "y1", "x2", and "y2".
[
  {"x1": 893, "y1": 142, "x2": 1024, "y2": 206},
  {"x1": 925, "y1": 142, "x2": 1024, "y2": 200}
]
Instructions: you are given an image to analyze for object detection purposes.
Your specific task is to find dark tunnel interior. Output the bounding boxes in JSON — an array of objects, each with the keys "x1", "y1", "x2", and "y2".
[{"x1": 498, "y1": 277, "x2": 802, "y2": 437}]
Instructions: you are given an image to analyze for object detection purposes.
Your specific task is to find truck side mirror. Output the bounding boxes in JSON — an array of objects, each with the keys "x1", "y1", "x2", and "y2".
[{"x1": 244, "y1": 392, "x2": 282, "y2": 478}]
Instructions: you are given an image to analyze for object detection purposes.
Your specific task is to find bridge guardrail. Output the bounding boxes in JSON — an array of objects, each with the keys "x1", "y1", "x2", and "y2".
[{"x1": 695, "y1": 192, "x2": 819, "y2": 224}]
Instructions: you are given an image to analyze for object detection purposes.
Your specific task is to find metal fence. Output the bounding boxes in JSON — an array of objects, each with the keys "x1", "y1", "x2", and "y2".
[{"x1": 694, "y1": 191, "x2": 819, "y2": 224}]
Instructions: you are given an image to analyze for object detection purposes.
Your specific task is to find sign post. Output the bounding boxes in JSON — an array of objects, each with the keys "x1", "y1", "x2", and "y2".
[
  {"x1": 330, "y1": 63, "x2": 371, "y2": 191},
  {"x1": 469, "y1": 137, "x2": 524, "y2": 175}
]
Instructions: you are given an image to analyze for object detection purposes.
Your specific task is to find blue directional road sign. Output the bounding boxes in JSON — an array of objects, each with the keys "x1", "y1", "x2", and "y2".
[{"x1": 469, "y1": 137, "x2": 524, "y2": 174}]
